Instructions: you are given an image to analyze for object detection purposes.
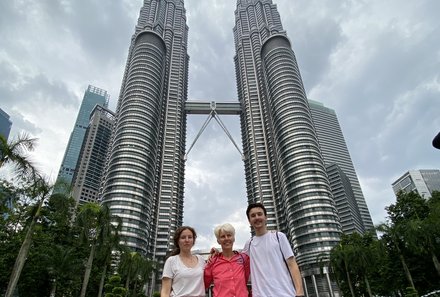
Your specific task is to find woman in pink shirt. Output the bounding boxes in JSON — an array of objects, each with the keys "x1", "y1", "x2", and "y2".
[{"x1": 204, "y1": 223, "x2": 250, "y2": 297}]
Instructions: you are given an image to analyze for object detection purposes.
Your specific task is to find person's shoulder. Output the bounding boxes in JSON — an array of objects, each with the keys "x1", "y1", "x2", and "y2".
[
  {"x1": 239, "y1": 251, "x2": 250, "y2": 260},
  {"x1": 195, "y1": 254, "x2": 204, "y2": 260},
  {"x1": 165, "y1": 255, "x2": 178, "y2": 263},
  {"x1": 195, "y1": 254, "x2": 206, "y2": 264},
  {"x1": 271, "y1": 230, "x2": 287, "y2": 239}
]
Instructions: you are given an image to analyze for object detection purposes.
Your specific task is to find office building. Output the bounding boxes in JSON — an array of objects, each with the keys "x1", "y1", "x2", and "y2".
[
  {"x1": 72, "y1": 105, "x2": 115, "y2": 205},
  {"x1": 56, "y1": 85, "x2": 109, "y2": 186},
  {"x1": 308, "y1": 100, "x2": 374, "y2": 233},
  {"x1": 0, "y1": 108, "x2": 12, "y2": 140},
  {"x1": 392, "y1": 169, "x2": 440, "y2": 198},
  {"x1": 326, "y1": 164, "x2": 364, "y2": 234}
]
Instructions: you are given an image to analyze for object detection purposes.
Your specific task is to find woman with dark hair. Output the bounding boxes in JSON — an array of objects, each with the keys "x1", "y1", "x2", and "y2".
[{"x1": 161, "y1": 226, "x2": 205, "y2": 297}]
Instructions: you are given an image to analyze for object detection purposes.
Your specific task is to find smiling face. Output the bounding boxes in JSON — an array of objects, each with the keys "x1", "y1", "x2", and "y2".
[
  {"x1": 248, "y1": 206, "x2": 267, "y2": 233},
  {"x1": 178, "y1": 228, "x2": 195, "y2": 252},
  {"x1": 217, "y1": 229, "x2": 235, "y2": 251}
]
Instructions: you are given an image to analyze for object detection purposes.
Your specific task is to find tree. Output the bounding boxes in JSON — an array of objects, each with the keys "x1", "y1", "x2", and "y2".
[
  {"x1": 4, "y1": 175, "x2": 52, "y2": 297},
  {"x1": 104, "y1": 274, "x2": 127, "y2": 297},
  {"x1": 330, "y1": 241, "x2": 356, "y2": 297},
  {"x1": 0, "y1": 133, "x2": 37, "y2": 178},
  {"x1": 77, "y1": 203, "x2": 121, "y2": 297},
  {"x1": 46, "y1": 245, "x2": 81, "y2": 297},
  {"x1": 120, "y1": 251, "x2": 143, "y2": 296},
  {"x1": 377, "y1": 222, "x2": 416, "y2": 292},
  {"x1": 97, "y1": 215, "x2": 123, "y2": 297},
  {"x1": 118, "y1": 251, "x2": 155, "y2": 297}
]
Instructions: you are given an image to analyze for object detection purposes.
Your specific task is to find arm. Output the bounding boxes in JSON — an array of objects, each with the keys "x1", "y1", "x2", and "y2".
[
  {"x1": 286, "y1": 256, "x2": 304, "y2": 296},
  {"x1": 242, "y1": 239, "x2": 250, "y2": 255},
  {"x1": 204, "y1": 256, "x2": 214, "y2": 289},
  {"x1": 243, "y1": 253, "x2": 250, "y2": 282},
  {"x1": 160, "y1": 277, "x2": 172, "y2": 297}
]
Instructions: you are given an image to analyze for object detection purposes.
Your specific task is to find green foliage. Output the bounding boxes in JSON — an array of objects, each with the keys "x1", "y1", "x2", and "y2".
[
  {"x1": 152, "y1": 290, "x2": 161, "y2": 297},
  {"x1": 104, "y1": 274, "x2": 126, "y2": 297},
  {"x1": 329, "y1": 191, "x2": 440, "y2": 297},
  {"x1": 118, "y1": 250, "x2": 156, "y2": 297},
  {"x1": 405, "y1": 286, "x2": 419, "y2": 297}
]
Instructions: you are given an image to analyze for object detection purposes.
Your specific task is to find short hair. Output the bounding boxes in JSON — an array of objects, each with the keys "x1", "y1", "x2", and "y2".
[
  {"x1": 246, "y1": 202, "x2": 267, "y2": 219},
  {"x1": 170, "y1": 226, "x2": 197, "y2": 256},
  {"x1": 214, "y1": 223, "x2": 235, "y2": 239}
]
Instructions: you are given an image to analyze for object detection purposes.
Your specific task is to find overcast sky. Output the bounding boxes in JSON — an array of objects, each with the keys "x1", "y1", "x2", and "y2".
[{"x1": 1, "y1": 0, "x2": 439, "y2": 250}]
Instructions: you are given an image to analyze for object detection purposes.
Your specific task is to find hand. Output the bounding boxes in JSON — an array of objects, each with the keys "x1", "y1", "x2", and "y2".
[
  {"x1": 210, "y1": 247, "x2": 219, "y2": 255},
  {"x1": 207, "y1": 247, "x2": 219, "y2": 263}
]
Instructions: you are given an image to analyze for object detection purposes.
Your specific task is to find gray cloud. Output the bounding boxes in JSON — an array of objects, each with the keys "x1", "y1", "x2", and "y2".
[{"x1": 1, "y1": 0, "x2": 439, "y2": 247}]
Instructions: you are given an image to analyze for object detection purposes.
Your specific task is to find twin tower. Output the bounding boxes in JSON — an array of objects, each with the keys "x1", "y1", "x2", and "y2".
[{"x1": 101, "y1": 0, "x2": 342, "y2": 294}]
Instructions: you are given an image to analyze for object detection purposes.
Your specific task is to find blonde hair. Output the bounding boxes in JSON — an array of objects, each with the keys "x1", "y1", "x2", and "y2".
[{"x1": 214, "y1": 223, "x2": 235, "y2": 239}]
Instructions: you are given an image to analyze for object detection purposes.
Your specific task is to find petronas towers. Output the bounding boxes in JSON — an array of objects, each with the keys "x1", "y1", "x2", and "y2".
[
  {"x1": 101, "y1": 0, "x2": 372, "y2": 295},
  {"x1": 101, "y1": 0, "x2": 188, "y2": 262}
]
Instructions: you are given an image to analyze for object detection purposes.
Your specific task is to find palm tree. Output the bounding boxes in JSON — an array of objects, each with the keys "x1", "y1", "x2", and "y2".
[
  {"x1": 329, "y1": 242, "x2": 356, "y2": 297},
  {"x1": 119, "y1": 251, "x2": 155, "y2": 296},
  {"x1": 5, "y1": 175, "x2": 52, "y2": 297},
  {"x1": 0, "y1": 133, "x2": 37, "y2": 177},
  {"x1": 46, "y1": 245, "x2": 81, "y2": 297},
  {"x1": 120, "y1": 251, "x2": 144, "y2": 296},
  {"x1": 377, "y1": 223, "x2": 417, "y2": 291},
  {"x1": 349, "y1": 232, "x2": 375, "y2": 297},
  {"x1": 404, "y1": 217, "x2": 440, "y2": 279},
  {"x1": 77, "y1": 203, "x2": 121, "y2": 297},
  {"x1": 97, "y1": 214, "x2": 122, "y2": 297}
]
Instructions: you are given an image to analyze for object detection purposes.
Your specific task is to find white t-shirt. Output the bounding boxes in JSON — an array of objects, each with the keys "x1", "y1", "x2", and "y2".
[
  {"x1": 162, "y1": 254, "x2": 205, "y2": 297},
  {"x1": 243, "y1": 231, "x2": 296, "y2": 297}
]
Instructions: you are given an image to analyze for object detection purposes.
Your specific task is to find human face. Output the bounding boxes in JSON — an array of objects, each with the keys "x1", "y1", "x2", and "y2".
[
  {"x1": 248, "y1": 207, "x2": 267, "y2": 230},
  {"x1": 217, "y1": 230, "x2": 235, "y2": 251},
  {"x1": 178, "y1": 229, "x2": 195, "y2": 251}
]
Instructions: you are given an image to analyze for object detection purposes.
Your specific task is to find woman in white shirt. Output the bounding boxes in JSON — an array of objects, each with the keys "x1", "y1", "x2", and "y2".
[{"x1": 161, "y1": 226, "x2": 205, "y2": 297}]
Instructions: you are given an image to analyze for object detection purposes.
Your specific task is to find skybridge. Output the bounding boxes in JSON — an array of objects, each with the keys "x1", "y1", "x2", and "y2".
[{"x1": 184, "y1": 101, "x2": 244, "y2": 160}]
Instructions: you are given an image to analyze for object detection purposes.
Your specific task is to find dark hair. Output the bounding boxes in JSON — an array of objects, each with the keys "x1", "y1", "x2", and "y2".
[
  {"x1": 246, "y1": 202, "x2": 267, "y2": 219},
  {"x1": 170, "y1": 226, "x2": 197, "y2": 256}
]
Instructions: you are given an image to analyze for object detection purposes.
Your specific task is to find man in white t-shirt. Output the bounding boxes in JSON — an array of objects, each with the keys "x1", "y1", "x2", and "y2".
[{"x1": 242, "y1": 202, "x2": 305, "y2": 297}]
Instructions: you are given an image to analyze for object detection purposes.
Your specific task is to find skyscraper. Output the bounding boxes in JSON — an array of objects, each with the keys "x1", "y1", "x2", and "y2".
[
  {"x1": 326, "y1": 164, "x2": 364, "y2": 234},
  {"x1": 392, "y1": 169, "x2": 440, "y2": 198},
  {"x1": 308, "y1": 100, "x2": 374, "y2": 233},
  {"x1": 233, "y1": 1, "x2": 340, "y2": 294},
  {"x1": 101, "y1": 0, "x2": 189, "y2": 265},
  {"x1": 72, "y1": 105, "x2": 115, "y2": 205},
  {"x1": 102, "y1": 1, "x2": 341, "y2": 294},
  {"x1": 56, "y1": 85, "x2": 109, "y2": 186},
  {"x1": 0, "y1": 108, "x2": 12, "y2": 140}
]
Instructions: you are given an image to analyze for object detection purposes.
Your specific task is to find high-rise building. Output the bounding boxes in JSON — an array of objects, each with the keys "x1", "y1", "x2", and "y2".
[
  {"x1": 0, "y1": 108, "x2": 12, "y2": 140},
  {"x1": 72, "y1": 105, "x2": 115, "y2": 205},
  {"x1": 102, "y1": 1, "x2": 341, "y2": 294},
  {"x1": 101, "y1": 0, "x2": 189, "y2": 265},
  {"x1": 308, "y1": 100, "x2": 374, "y2": 233},
  {"x1": 233, "y1": 2, "x2": 341, "y2": 294},
  {"x1": 392, "y1": 169, "x2": 440, "y2": 198},
  {"x1": 56, "y1": 85, "x2": 109, "y2": 186},
  {"x1": 326, "y1": 164, "x2": 364, "y2": 234}
]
